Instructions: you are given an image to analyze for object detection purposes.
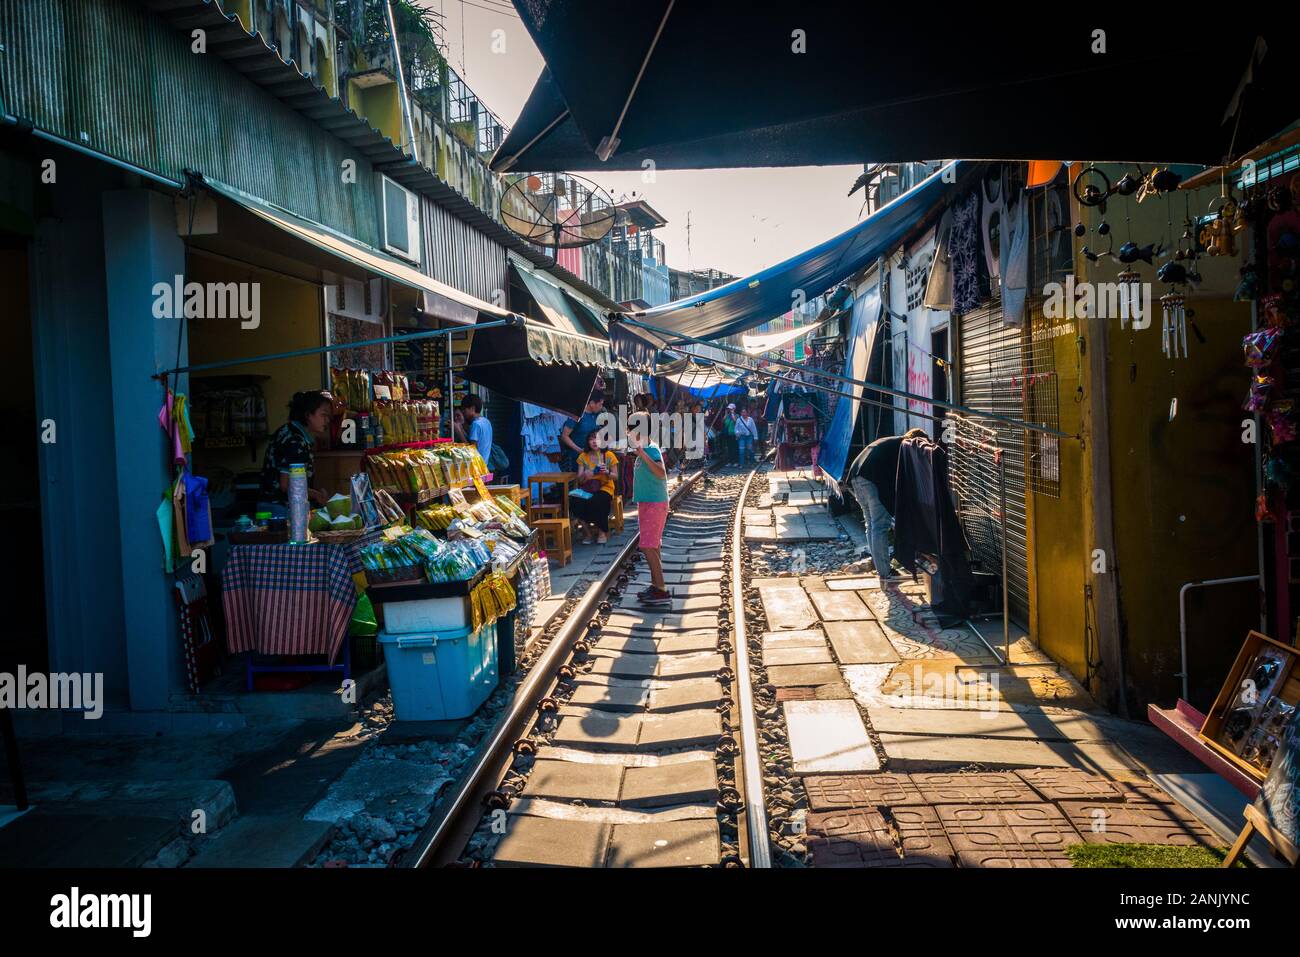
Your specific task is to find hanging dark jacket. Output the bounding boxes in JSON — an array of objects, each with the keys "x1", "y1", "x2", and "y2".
[{"x1": 893, "y1": 435, "x2": 975, "y2": 616}]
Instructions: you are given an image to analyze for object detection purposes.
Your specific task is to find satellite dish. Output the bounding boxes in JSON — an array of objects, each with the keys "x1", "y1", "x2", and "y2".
[{"x1": 500, "y1": 172, "x2": 616, "y2": 248}]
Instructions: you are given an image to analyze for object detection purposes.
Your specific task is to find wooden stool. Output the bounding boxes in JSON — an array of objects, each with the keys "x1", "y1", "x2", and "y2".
[
  {"x1": 534, "y1": 518, "x2": 572, "y2": 567},
  {"x1": 610, "y1": 494, "x2": 625, "y2": 533},
  {"x1": 528, "y1": 501, "x2": 562, "y2": 524}
]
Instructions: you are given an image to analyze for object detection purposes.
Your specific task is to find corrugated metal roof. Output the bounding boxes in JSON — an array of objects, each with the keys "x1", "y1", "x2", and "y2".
[
  {"x1": 134, "y1": 0, "x2": 620, "y2": 312},
  {"x1": 198, "y1": 173, "x2": 511, "y2": 319}
]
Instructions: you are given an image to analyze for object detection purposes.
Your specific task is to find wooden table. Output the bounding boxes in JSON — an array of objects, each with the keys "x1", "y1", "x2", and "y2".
[{"x1": 528, "y1": 471, "x2": 578, "y2": 523}]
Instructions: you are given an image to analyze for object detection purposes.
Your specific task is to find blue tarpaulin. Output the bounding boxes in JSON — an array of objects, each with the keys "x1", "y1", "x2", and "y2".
[
  {"x1": 817, "y1": 284, "x2": 882, "y2": 483},
  {"x1": 619, "y1": 162, "x2": 966, "y2": 347}
]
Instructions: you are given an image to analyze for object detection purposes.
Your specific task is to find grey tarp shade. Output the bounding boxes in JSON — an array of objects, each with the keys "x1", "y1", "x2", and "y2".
[{"x1": 462, "y1": 318, "x2": 614, "y2": 418}]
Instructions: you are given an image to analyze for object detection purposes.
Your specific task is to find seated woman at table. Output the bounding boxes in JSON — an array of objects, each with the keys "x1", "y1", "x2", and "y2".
[
  {"x1": 257, "y1": 389, "x2": 333, "y2": 516},
  {"x1": 570, "y1": 431, "x2": 618, "y2": 545}
]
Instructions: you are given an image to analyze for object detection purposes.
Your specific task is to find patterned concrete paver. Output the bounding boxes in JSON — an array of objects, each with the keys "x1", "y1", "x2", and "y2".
[
  {"x1": 1058, "y1": 801, "x2": 1219, "y2": 847},
  {"x1": 910, "y1": 772, "x2": 1040, "y2": 805},
  {"x1": 890, "y1": 804, "x2": 958, "y2": 867},
  {"x1": 936, "y1": 803, "x2": 1081, "y2": 868},
  {"x1": 1015, "y1": 768, "x2": 1130, "y2": 803},
  {"x1": 803, "y1": 774, "x2": 925, "y2": 810}
]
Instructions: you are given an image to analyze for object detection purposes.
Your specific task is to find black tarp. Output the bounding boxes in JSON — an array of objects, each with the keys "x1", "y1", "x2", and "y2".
[
  {"x1": 462, "y1": 318, "x2": 615, "y2": 418},
  {"x1": 492, "y1": 6, "x2": 1294, "y2": 171}
]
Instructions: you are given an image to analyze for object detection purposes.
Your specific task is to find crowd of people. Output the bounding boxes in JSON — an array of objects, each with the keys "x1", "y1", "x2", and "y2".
[{"x1": 627, "y1": 391, "x2": 767, "y2": 471}]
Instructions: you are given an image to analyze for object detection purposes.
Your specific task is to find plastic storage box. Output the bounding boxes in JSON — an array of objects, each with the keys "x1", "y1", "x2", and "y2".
[
  {"x1": 378, "y1": 622, "x2": 499, "y2": 721},
  {"x1": 381, "y1": 595, "x2": 470, "y2": 634}
]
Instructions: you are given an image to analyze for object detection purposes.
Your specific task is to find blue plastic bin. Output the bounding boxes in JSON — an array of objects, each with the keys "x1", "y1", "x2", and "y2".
[{"x1": 378, "y1": 622, "x2": 499, "y2": 721}]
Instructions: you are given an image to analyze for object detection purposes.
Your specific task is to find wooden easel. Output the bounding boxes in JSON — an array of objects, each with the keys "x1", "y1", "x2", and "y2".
[{"x1": 1222, "y1": 803, "x2": 1299, "y2": 867}]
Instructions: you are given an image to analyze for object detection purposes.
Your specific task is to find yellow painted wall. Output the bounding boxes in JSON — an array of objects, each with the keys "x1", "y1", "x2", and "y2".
[
  {"x1": 1079, "y1": 166, "x2": 1257, "y2": 710},
  {"x1": 227, "y1": 0, "x2": 253, "y2": 32},
  {"x1": 186, "y1": 255, "x2": 324, "y2": 476},
  {"x1": 1029, "y1": 317, "x2": 1090, "y2": 680},
  {"x1": 350, "y1": 81, "x2": 403, "y2": 148}
]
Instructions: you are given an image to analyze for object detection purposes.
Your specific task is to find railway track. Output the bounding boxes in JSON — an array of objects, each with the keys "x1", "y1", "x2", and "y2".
[{"x1": 402, "y1": 465, "x2": 770, "y2": 868}]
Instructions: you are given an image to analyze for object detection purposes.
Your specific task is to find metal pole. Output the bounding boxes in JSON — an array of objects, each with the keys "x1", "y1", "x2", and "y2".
[
  {"x1": 153, "y1": 318, "x2": 514, "y2": 379},
  {"x1": 1178, "y1": 576, "x2": 1260, "y2": 703},
  {"x1": 1000, "y1": 452, "x2": 1010, "y2": 663}
]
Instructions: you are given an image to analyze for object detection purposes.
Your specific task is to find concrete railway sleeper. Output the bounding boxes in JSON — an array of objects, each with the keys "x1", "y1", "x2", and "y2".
[{"x1": 401, "y1": 466, "x2": 774, "y2": 869}]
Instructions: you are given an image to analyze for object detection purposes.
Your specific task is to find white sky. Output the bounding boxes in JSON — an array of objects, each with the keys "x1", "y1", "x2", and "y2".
[{"x1": 424, "y1": 0, "x2": 868, "y2": 278}]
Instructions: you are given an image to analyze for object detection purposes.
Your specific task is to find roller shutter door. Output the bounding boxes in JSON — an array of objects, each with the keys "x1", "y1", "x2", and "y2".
[{"x1": 954, "y1": 305, "x2": 1030, "y2": 625}]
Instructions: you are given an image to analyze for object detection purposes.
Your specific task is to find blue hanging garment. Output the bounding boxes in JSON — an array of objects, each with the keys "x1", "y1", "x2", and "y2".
[{"x1": 184, "y1": 470, "x2": 213, "y2": 546}]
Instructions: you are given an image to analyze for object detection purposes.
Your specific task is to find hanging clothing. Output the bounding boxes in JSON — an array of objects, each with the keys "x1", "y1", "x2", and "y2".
[
  {"x1": 1000, "y1": 189, "x2": 1030, "y2": 327},
  {"x1": 923, "y1": 209, "x2": 954, "y2": 311},
  {"x1": 893, "y1": 435, "x2": 975, "y2": 616},
  {"x1": 949, "y1": 191, "x2": 989, "y2": 317},
  {"x1": 184, "y1": 470, "x2": 214, "y2": 547}
]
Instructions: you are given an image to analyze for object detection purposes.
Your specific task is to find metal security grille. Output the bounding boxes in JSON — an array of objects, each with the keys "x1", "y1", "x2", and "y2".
[{"x1": 956, "y1": 306, "x2": 1031, "y2": 624}]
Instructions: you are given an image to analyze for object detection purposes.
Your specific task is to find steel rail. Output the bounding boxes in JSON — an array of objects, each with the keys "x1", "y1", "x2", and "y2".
[
  {"x1": 402, "y1": 466, "x2": 711, "y2": 868},
  {"x1": 729, "y1": 466, "x2": 771, "y2": 868}
]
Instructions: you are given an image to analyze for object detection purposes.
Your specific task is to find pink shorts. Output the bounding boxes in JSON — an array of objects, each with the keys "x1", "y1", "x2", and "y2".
[{"x1": 638, "y1": 500, "x2": 669, "y2": 550}]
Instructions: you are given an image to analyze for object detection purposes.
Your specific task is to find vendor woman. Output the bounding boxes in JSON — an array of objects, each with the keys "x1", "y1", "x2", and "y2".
[
  {"x1": 257, "y1": 389, "x2": 333, "y2": 515},
  {"x1": 571, "y1": 431, "x2": 618, "y2": 545}
]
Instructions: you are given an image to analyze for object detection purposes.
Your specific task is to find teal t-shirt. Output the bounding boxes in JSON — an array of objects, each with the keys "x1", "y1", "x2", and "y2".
[{"x1": 633, "y1": 444, "x2": 669, "y2": 503}]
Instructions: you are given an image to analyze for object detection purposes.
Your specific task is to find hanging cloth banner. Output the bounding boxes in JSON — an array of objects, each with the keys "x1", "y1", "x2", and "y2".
[
  {"x1": 818, "y1": 284, "x2": 883, "y2": 483},
  {"x1": 740, "y1": 317, "x2": 830, "y2": 356}
]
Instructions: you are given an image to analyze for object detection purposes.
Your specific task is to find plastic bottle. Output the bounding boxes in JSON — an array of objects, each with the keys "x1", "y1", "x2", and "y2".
[{"x1": 288, "y1": 463, "x2": 309, "y2": 543}]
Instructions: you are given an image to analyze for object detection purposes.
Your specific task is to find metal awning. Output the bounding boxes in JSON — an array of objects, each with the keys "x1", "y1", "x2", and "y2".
[
  {"x1": 510, "y1": 261, "x2": 603, "y2": 337},
  {"x1": 493, "y1": 5, "x2": 1292, "y2": 170},
  {"x1": 191, "y1": 174, "x2": 509, "y2": 321},
  {"x1": 462, "y1": 316, "x2": 617, "y2": 417}
]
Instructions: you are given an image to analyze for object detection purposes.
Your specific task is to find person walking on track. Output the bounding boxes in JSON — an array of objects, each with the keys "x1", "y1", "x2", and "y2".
[{"x1": 631, "y1": 427, "x2": 672, "y2": 608}]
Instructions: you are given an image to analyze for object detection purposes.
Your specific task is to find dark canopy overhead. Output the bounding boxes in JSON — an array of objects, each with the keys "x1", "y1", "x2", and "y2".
[
  {"x1": 492, "y1": 5, "x2": 1294, "y2": 171},
  {"x1": 463, "y1": 317, "x2": 617, "y2": 417}
]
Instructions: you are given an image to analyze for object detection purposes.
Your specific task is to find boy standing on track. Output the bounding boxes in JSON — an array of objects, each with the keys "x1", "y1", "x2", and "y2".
[{"x1": 630, "y1": 423, "x2": 672, "y2": 608}]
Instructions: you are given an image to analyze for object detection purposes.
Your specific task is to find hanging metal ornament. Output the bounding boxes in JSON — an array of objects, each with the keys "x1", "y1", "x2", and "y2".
[
  {"x1": 1161, "y1": 292, "x2": 1187, "y2": 359},
  {"x1": 1118, "y1": 270, "x2": 1142, "y2": 328}
]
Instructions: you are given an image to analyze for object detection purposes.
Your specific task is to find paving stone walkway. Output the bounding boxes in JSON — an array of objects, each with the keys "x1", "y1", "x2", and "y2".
[{"x1": 755, "y1": 487, "x2": 1214, "y2": 868}]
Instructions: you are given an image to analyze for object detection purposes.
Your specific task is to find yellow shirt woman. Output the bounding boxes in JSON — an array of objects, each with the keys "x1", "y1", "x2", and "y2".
[{"x1": 577, "y1": 449, "x2": 618, "y2": 497}]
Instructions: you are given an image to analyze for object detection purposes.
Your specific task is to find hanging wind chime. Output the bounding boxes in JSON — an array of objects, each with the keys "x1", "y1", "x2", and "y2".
[{"x1": 1160, "y1": 290, "x2": 1188, "y2": 359}]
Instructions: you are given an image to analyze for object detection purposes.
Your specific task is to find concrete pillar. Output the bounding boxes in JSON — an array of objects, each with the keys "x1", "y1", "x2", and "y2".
[
  {"x1": 101, "y1": 188, "x2": 187, "y2": 711},
  {"x1": 29, "y1": 184, "x2": 129, "y2": 710}
]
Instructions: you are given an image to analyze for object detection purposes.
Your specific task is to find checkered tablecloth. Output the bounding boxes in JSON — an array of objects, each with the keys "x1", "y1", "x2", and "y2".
[{"x1": 222, "y1": 543, "x2": 360, "y2": 663}]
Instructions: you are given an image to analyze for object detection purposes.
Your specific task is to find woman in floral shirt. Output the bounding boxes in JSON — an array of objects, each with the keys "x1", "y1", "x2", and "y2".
[{"x1": 257, "y1": 390, "x2": 333, "y2": 516}]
